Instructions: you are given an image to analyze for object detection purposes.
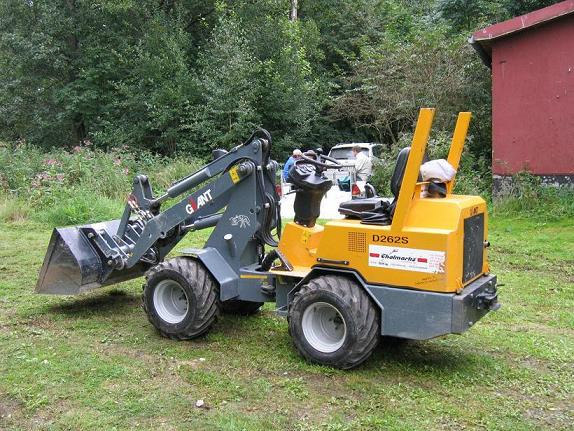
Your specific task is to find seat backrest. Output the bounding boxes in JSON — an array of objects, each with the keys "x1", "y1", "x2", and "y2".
[{"x1": 390, "y1": 147, "x2": 411, "y2": 199}]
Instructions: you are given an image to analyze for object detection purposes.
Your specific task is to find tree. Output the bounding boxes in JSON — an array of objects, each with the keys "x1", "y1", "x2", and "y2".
[
  {"x1": 502, "y1": 0, "x2": 560, "y2": 17},
  {"x1": 0, "y1": 0, "x2": 502, "y2": 162},
  {"x1": 0, "y1": 1, "x2": 85, "y2": 147},
  {"x1": 0, "y1": 0, "x2": 218, "y2": 151},
  {"x1": 331, "y1": 30, "x2": 487, "y2": 147},
  {"x1": 436, "y1": 0, "x2": 501, "y2": 32},
  {"x1": 186, "y1": 13, "x2": 261, "y2": 152}
]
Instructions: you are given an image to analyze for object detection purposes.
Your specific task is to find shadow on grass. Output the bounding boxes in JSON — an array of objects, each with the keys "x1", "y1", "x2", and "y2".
[
  {"x1": 47, "y1": 288, "x2": 139, "y2": 318},
  {"x1": 363, "y1": 337, "x2": 480, "y2": 376},
  {"x1": 45, "y1": 293, "x2": 481, "y2": 377},
  {"x1": 206, "y1": 313, "x2": 476, "y2": 376}
]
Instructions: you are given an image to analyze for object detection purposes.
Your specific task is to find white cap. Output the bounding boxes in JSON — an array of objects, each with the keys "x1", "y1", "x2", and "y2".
[{"x1": 293, "y1": 149, "x2": 302, "y2": 156}]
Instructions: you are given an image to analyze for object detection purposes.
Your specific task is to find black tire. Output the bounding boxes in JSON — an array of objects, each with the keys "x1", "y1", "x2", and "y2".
[
  {"x1": 288, "y1": 275, "x2": 379, "y2": 369},
  {"x1": 142, "y1": 257, "x2": 220, "y2": 340},
  {"x1": 220, "y1": 299, "x2": 263, "y2": 315}
]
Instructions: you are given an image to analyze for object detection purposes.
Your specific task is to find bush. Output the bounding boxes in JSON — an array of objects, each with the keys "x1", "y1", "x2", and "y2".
[
  {"x1": 493, "y1": 172, "x2": 574, "y2": 220},
  {"x1": 2, "y1": 142, "x2": 572, "y2": 226},
  {"x1": 34, "y1": 188, "x2": 124, "y2": 226},
  {"x1": 368, "y1": 134, "x2": 574, "y2": 221},
  {"x1": 369, "y1": 130, "x2": 491, "y2": 197},
  {"x1": 0, "y1": 142, "x2": 205, "y2": 225}
]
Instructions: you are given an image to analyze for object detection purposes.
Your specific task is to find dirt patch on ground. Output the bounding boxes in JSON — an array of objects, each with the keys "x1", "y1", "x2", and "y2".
[
  {"x1": 24, "y1": 315, "x2": 59, "y2": 331},
  {"x1": 0, "y1": 324, "x2": 12, "y2": 335},
  {"x1": 0, "y1": 394, "x2": 24, "y2": 428},
  {"x1": 495, "y1": 384, "x2": 574, "y2": 429},
  {"x1": 95, "y1": 342, "x2": 160, "y2": 364},
  {"x1": 509, "y1": 322, "x2": 574, "y2": 336},
  {"x1": 524, "y1": 402, "x2": 574, "y2": 430}
]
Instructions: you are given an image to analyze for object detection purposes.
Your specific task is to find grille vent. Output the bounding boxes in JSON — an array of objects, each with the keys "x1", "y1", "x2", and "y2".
[
  {"x1": 347, "y1": 232, "x2": 366, "y2": 253},
  {"x1": 463, "y1": 213, "x2": 485, "y2": 283}
]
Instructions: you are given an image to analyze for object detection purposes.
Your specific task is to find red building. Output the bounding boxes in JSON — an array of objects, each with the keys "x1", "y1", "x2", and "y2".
[{"x1": 470, "y1": 1, "x2": 574, "y2": 188}]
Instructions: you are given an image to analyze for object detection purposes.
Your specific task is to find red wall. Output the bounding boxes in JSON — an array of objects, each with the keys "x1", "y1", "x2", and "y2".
[{"x1": 491, "y1": 15, "x2": 574, "y2": 175}]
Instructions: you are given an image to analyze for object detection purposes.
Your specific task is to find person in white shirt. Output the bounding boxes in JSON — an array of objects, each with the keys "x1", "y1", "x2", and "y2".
[{"x1": 352, "y1": 145, "x2": 372, "y2": 181}]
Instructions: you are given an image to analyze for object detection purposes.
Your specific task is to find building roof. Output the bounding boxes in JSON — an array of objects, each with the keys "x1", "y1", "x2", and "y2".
[{"x1": 469, "y1": 0, "x2": 574, "y2": 67}]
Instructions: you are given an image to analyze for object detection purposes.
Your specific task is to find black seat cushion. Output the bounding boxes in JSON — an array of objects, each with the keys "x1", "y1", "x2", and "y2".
[
  {"x1": 338, "y1": 198, "x2": 384, "y2": 216},
  {"x1": 338, "y1": 197, "x2": 393, "y2": 225}
]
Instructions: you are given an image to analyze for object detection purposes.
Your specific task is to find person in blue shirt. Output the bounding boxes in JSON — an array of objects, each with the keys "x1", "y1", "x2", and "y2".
[{"x1": 283, "y1": 149, "x2": 302, "y2": 181}]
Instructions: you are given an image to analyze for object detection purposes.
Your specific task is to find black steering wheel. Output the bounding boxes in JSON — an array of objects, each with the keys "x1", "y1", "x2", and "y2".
[{"x1": 295, "y1": 152, "x2": 343, "y2": 170}]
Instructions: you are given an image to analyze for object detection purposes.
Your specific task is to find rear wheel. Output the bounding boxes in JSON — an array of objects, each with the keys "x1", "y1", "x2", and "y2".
[
  {"x1": 143, "y1": 257, "x2": 220, "y2": 340},
  {"x1": 288, "y1": 275, "x2": 379, "y2": 369},
  {"x1": 220, "y1": 299, "x2": 263, "y2": 315}
]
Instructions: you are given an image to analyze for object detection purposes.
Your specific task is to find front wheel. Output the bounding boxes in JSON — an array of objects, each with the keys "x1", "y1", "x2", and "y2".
[
  {"x1": 143, "y1": 257, "x2": 220, "y2": 340},
  {"x1": 288, "y1": 275, "x2": 379, "y2": 369}
]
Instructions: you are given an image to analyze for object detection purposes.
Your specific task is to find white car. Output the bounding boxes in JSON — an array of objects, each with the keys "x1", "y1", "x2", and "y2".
[
  {"x1": 327, "y1": 142, "x2": 382, "y2": 165},
  {"x1": 322, "y1": 142, "x2": 380, "y2": 189}
]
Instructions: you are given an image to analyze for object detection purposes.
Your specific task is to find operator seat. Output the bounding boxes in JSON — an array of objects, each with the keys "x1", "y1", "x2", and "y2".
[{"x1": 338, "y1": 147, "x2": 411, "y2": 225}]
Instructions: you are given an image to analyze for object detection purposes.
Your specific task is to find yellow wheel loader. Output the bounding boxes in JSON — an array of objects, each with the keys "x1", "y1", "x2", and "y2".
[{"x1": 36, "y1": 108, "x2": 499, "y2": 369}]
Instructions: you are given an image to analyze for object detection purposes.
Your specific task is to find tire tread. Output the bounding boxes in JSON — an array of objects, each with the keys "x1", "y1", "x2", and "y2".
[
  {"x1": 289, "y1": 275, "x2": 379, "y2": 369},
  {"x1": 142, "y1": 257, "x2": 220, "y2": 340}
]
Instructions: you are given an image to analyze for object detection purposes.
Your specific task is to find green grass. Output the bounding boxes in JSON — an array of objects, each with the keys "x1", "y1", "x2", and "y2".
[{"x1": 0, "y1": 216, "x2": 573, "y2": 430}]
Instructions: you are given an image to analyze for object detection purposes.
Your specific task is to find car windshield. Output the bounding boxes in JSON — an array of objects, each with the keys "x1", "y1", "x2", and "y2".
[{"x1": 328, "y1": 147, "x2": 369, "y2": 160}]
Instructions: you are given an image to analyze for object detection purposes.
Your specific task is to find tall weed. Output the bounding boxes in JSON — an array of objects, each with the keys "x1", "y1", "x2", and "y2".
[
  {"x1": 35, "y1": 189, "x2": 124, "y2": 226},
  {"x1": 2, "y1": 142, "x2": 572, "y2": 225},
  {"x1": 0, "y1": 142, "x2": 205, "y2": 225},
  {"x1": 493, "y1": 172, "x2": 574, "y2": 220},
  {"x1": 369, "y1": 136, "x2": 573, "y2": 220},
  {"x1": 0, "y1": 195, "x2": 29, "y2": 222}
]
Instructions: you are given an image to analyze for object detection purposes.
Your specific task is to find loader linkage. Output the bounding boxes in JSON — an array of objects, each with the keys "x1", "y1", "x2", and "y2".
[{"x1": 37, "y1": 129, "x2": 279, "y2": 295}]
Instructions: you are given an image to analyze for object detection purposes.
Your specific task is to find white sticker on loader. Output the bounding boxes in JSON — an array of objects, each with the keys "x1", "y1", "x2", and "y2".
[{"x1": 368, "y1": 245, "x2": 445, "y2": 274}]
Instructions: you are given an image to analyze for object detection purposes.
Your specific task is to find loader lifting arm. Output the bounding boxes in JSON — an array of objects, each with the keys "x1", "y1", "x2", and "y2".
[{"x1": 36, "y1": 130, "x2": 281, "y2": 295}]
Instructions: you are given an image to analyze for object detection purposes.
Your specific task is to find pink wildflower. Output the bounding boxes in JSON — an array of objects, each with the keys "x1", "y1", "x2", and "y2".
[{"x1": 32, "y1": 171, "x2": 51, "y2": 187}]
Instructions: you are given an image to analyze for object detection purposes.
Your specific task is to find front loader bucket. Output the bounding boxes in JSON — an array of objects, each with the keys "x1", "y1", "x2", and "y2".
[{"x1": 36, "y1": 220, "x2": 147, "y2": 295}]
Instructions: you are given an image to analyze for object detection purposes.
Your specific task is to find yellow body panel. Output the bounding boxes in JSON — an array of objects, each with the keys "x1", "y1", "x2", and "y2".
[
  {"x1": 275, "y1": 194, "x2": 489, "y2": 294},
  {"x1": 277, "y1": 223, "x2": 323, "y2": 268},
  {"x1": 274, "y1": 109, "x2": 489, "y2": 294},
  {"x1": 319, "y1": 195, "x2": 488, "y2": 293}
]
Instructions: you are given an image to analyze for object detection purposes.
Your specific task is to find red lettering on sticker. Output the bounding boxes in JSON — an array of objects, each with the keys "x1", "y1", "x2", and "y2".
[
  {"x1": 369, "y1": 253, "x2": 380, "y2": 258},
  {"x1": 417, "y1": 258, "x2": 428, "y2": 263}
]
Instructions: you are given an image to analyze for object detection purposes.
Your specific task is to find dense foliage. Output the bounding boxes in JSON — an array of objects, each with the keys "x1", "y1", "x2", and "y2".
[
  {"x1": 0, "y1": 0, "x2": 558, "y2": 160},
  {"x1": 0, "y1": 142, "x2": 204, "y2": 225}
]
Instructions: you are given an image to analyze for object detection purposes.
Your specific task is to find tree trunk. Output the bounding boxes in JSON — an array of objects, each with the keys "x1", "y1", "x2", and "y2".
[
  {"x1": 289, "y1": 0, "x2": 298, "y2": 21},
  {"x1": 73, "y1": 115, "x2": 86, "y2": 144}
]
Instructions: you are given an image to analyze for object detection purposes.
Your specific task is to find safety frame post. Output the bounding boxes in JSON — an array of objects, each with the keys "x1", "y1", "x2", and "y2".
[
  {"x1": 446, "y1": 112, "x2": 472, "y2": 194},
  {"x1": 391, "y1": 108, "x2": 435, "y2": 231}
]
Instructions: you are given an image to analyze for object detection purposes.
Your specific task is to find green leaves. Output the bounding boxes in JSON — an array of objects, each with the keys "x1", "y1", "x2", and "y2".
[
  {"x1": 188, "y1": 12, "x2": 261, "y2": 152},
  {"x1": 0, "y1": 0, "x2": 556, "y2": 161}
]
